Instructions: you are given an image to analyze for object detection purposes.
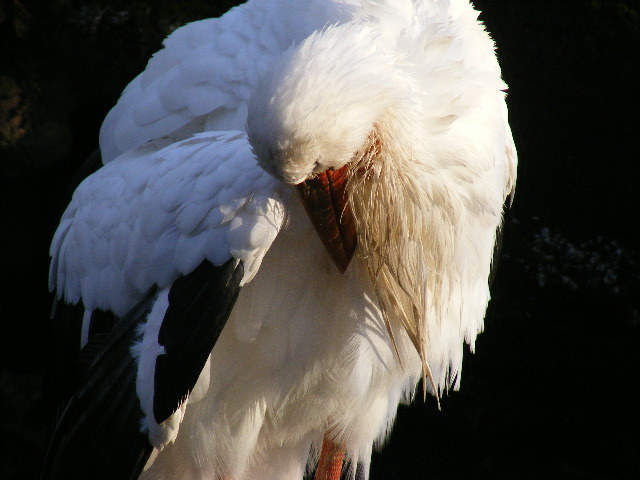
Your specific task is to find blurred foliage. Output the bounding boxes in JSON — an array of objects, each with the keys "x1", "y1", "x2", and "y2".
[
  {"x1": 0, "y1": 75, "x2": 28, "y2": 147},
  {"x1": 0, "y1": 0, "x2": 32, "y2": 38}
]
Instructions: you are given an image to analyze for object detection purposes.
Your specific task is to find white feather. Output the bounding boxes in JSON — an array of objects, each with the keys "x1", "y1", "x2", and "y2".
[
  {"x1": 50, "y1": 1, "x2": 517, "y2": 479},
  {"x1": 50, "y1": 132, "x2": 285, "y2": 316},
  {"x1": 131, "y1": 288, "x2": 183, "y2": 450},
  {"x1": 99, "y1": 0, "x2": 358, "y2": 163}
]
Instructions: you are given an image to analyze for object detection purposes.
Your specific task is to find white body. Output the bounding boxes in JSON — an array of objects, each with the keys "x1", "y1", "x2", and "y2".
[
  {"x1": 145, "y1": 191, "x2": 421, "y2": 479},
  {"x1": 50, "y1": 0, "x2": 517, "y2": 479}
]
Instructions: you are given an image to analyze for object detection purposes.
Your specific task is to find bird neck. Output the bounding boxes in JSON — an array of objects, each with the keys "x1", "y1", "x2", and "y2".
[{"x1": 346, "y1": 108, "x2": 440, "y2": 393}]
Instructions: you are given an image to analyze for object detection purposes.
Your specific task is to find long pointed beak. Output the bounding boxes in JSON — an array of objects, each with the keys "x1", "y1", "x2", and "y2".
[{"x1": 296, "y1": 165, "x2": 357, "y2": 274}]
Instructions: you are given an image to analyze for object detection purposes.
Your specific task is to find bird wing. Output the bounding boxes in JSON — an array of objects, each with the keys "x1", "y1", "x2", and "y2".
[
  {"x1": 50, "y1": 131, "x2": 284, "y2": 317},
  {"x1": 45, "y1": 132, "x2": 286, "y2": 478},
  {"x1": 99, "y1": 0, "x2": 355, "y2": 163},
  {"x1": 43, "y1": 288, "x2": 158, "y2": 480}
]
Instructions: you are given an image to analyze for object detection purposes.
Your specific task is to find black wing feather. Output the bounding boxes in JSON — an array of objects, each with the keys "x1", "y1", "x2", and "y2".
[
  {"x1": 154, "y1": 258, "x2": 244, "y2": 424},
  {"x1": 42, "y1": 290, "x2": 156, "y2": 480},
  {"x1": 43, "y1": 258, "x2": 244, "y2": 479}
]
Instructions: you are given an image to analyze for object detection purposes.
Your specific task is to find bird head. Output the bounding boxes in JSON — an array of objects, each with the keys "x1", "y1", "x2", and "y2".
[
  {"x1": 246, "y1": 21, "x2": 488, "y2": 394},
  {"x1": 247, "y1": 24, "x2": 420, "y2": 274},
  {"x1": 247, "y1": 24, "x2": 438, "y2": 388},
  {"x1": 247, "y1": 24, "x2": 411, "y2": 185}
]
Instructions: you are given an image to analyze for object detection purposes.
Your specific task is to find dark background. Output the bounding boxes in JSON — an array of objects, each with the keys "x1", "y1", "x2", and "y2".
[{"x1": 1, "y1": 0, "x2": 639, "y2": 478}]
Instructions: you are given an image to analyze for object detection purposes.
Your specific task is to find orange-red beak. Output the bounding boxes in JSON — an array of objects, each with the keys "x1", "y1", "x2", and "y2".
[{"x1": 297, "y1": 164, "x2": 357, "y2": 274}]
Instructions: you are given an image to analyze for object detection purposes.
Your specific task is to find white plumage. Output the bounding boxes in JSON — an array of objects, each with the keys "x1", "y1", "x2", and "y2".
[
  {"x1": 51, "y1": 132, "x2": 284, "y2": 316},
  {"x1": 48, "y1": 1, "x2": 517, "y2": 479}
]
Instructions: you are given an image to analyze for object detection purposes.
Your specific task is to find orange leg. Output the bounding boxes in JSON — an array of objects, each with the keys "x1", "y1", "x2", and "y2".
[{"x1": 315, "y1": 434, "x2": 345, "y2": 480}]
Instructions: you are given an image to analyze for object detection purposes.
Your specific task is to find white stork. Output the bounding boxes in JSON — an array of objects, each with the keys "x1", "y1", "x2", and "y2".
[{"x1": 44, "y1": 0, "x2": 517, "y2": 479}]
